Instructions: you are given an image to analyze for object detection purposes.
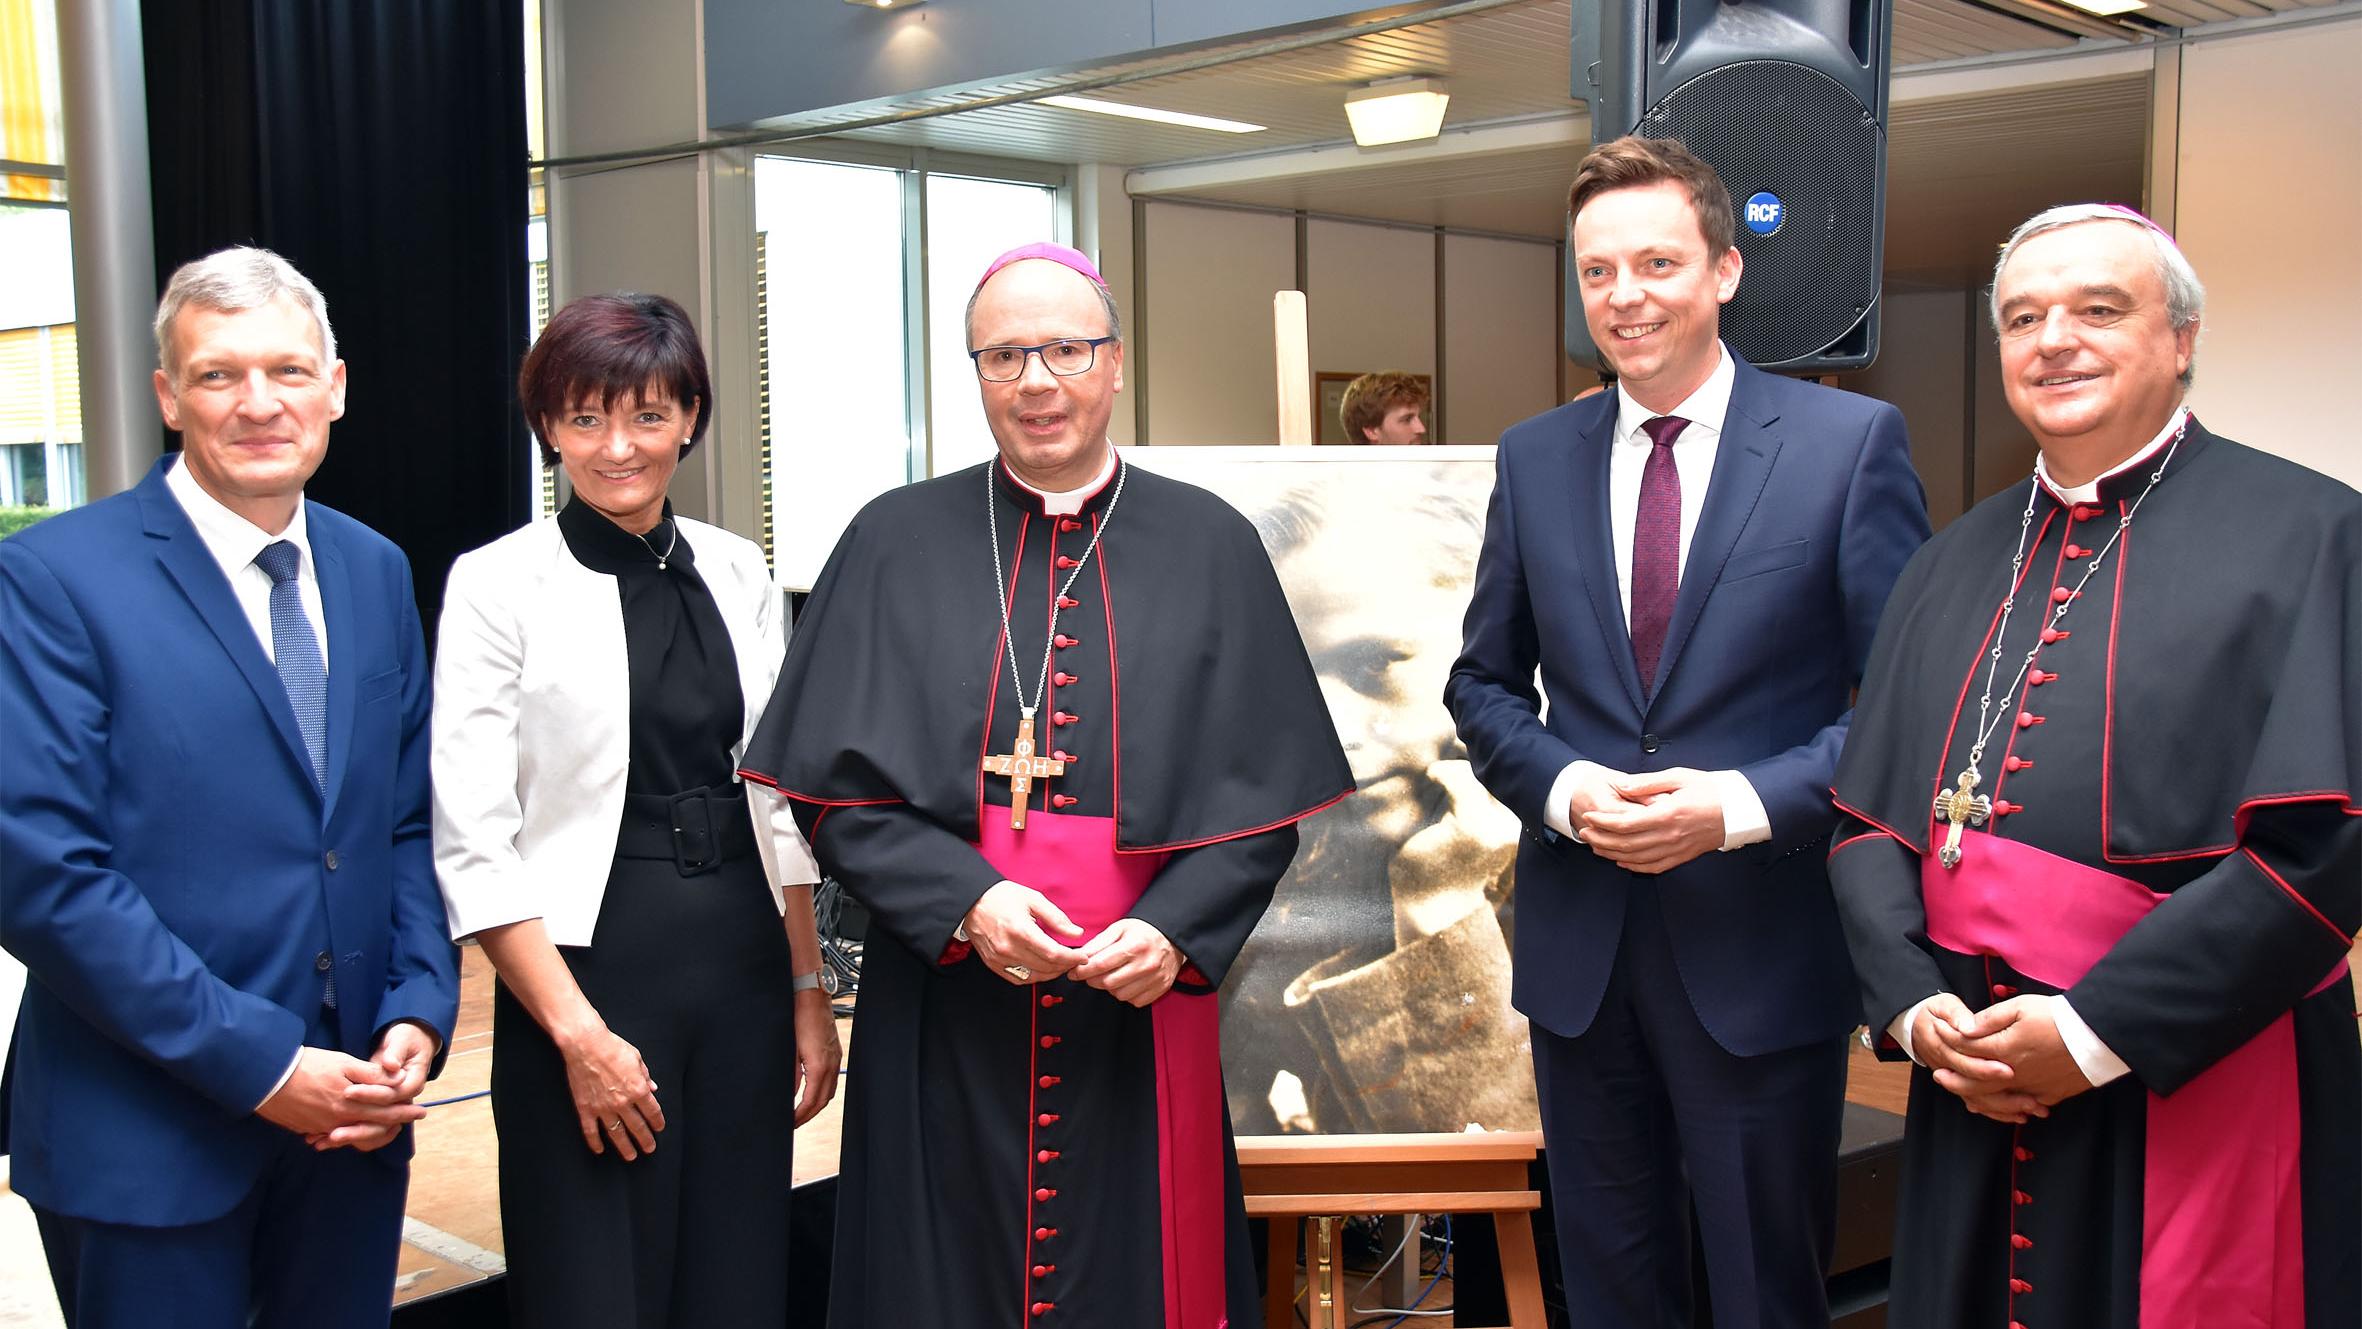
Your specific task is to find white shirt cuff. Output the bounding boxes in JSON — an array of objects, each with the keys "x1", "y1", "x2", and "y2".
[
  {"x1": 254, "y1": 1047, "x2": 304, "y2": 1115},
  {"x1": 2051, "y1": 995, "x2": 2131, "y2": 1087},
  {"x1": 1710, "y1": 769, "x2": 1770, "y2": 850},
  {"x1": 1889, "y1": 995, "x2": 1939, "y2": 1066},
  {"x1": 1544, "y1": 761, "x2": 1605, "y2": 840}
]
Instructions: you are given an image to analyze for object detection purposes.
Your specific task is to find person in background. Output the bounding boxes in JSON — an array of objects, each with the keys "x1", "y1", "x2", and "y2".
[{"x1": 1340, "y1": 370, "x2": 1431, "y2": 444}]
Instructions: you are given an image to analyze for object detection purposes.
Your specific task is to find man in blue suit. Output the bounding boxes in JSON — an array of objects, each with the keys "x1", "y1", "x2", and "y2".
[
  {"x1": 1446, "y1": 137, "x2": 1928, "y2": 1327},
  {"x1": 0, "y1": 246, "x2": 458, "y2": 1328}
]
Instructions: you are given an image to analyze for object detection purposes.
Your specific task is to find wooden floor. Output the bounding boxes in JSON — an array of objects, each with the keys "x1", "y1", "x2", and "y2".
[{"x1": 1, "y1": 948, "x2": 2350, "y2": 1326}]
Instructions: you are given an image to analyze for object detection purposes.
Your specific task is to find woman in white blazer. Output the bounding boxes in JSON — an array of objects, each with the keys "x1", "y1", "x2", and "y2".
[{"x1": 432, "y1": 293, "x2": 838, "y2": 1329}]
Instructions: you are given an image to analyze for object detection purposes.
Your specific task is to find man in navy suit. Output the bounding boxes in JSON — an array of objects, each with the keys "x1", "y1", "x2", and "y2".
[
  {"x1": 0, "y1": 247, "x2": 458, "y2": 1328},
  {"x1": 1446, "y1": 136, "x2": 1928, "y2": 1328}
]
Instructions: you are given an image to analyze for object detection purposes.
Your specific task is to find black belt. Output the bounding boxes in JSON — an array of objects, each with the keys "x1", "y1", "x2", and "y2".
[{"x1": 615, "y1": 786, "x2": 756, "y2": 875}]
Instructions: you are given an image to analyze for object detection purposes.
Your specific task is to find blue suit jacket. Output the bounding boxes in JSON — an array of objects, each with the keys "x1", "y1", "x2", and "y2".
[
  {"x1": 1446, "y1": 356, "x2": 1929, "y2": 1056},
  {"x1": 0, "y1": 457, "x2": 458, "y2": 1226}
]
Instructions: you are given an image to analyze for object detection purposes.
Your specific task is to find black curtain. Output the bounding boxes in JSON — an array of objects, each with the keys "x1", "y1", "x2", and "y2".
[{"x1": 143, "y1": 0, "x2": 533, "y2": 639}]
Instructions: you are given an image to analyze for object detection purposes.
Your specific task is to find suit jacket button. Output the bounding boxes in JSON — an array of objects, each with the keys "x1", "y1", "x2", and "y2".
[
  {"x1": 324, "y1": 850, "x2": 340, "y2": 870},
  {"x1": 314, "y1": 951, "x2": 334, "y2": 973},
  {"x1": 1640, "y1": 734, "x2": 1661, "y2": 754}
]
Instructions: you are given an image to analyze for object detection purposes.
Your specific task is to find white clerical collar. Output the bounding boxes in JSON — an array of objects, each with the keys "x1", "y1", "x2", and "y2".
[
  {"x1": 1613, "y1": 342, "x2": 1735, "y2": 444},
  {"x1": 165, "y1": 451, "x2": 315, "y2": 575},
  {"x1": 2036, "y1": 405, "x2": 2190, "y2": 504},
  {"x1": 1006, "y1": 447, "x2": 1118, "y2": 516}
]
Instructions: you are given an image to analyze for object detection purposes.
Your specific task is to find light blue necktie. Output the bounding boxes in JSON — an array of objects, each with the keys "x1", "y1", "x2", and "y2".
[{"x1": 255, "y1": 540, "x2": 327, "y2": 790}]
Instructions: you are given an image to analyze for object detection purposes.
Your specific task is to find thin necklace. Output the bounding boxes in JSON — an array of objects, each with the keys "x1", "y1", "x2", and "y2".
[
  {"x1": 987, "y1": 459, "x2": 1127, "y2": 720},
  {"x1": 1932, "y1": 420, "x2": 2185, "y2": 868},
  {"x1": 634, "y1": 518, "x2": 679, "y2": 571}
]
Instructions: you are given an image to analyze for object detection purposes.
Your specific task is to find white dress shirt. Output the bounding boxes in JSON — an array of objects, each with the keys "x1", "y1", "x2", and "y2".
[
  {"x1": 1542, "y1": 346, "x2": 1771, "y2": 850},
  {"x1": 165, "y1": 455, "x2": 327, "y2": 670},
  {"x1": 166, "y1": 455, "x2": 325, "y2": 1109},
  {"x1": 1883, "y1": 406, "x2": 2192, "y2": 1087}
]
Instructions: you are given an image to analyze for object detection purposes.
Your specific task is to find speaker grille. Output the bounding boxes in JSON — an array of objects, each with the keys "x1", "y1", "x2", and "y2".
[{"x1": 1642, "y1": 60, "x2": 1881, "y2": 367}]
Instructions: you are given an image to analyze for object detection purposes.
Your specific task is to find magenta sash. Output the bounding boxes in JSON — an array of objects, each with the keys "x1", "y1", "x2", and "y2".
[
  {"x1": 976, "y1": 811, "x2": 1229, "y2": 1329},
  {"x1": 1923, "y1": 830, "x2": 2341, "y2": 1328}
]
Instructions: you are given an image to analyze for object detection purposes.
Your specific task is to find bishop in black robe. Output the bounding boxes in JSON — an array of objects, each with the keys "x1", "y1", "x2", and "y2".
[
  {"x1": 741, "y1": 450, "x2": 1351, "y2": 1328},
  {"x1": 1829, "y1": 410, "x2": 2360, "y2": 1328}
]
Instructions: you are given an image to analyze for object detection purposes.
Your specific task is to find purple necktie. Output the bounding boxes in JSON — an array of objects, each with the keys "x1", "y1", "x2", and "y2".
[{"x1": 1630, "y1": 415, "x2": 1688, "y2": 691}]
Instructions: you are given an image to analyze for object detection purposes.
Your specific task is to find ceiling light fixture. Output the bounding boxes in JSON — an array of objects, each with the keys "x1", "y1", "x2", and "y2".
[
  {"x1": 841, "y1": 0, "x2": 923, "y2": 9},
  {"x1": 1344, "y1": 77, "x2": 1450, "y2": 147},
  {"x1": 2056, "y1": 0, "x2": 2147, "y2": 13},
  {"x1": 1037, "y1": 94, "x2": 1265, "y2": 134}
]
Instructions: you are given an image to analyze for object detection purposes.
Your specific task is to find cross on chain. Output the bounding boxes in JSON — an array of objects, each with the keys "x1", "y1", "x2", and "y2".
[
  {"x1": 981, "y1": 712, "x2": 1067, "y2": 830},
  {"x1": 1931, "y1": 769, "x2": 1993, "y2": 869}
]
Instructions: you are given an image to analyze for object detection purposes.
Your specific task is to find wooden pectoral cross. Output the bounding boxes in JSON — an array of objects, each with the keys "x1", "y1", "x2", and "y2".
[
  {"x1": 981, "y1": 710, "x2": 1067, "y2": 830},
  {"x1": 1931, "y1": 769, "x2": 1992, "y2": 870}
]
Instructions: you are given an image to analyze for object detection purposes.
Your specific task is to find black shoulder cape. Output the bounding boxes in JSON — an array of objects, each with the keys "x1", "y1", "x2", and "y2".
[
  {"x1": 1833, "y1": 421, "x2": 2362, "y2": 857},
  {"x1": 741, "y1": 456, "x2": 1354, "y2": 851}
]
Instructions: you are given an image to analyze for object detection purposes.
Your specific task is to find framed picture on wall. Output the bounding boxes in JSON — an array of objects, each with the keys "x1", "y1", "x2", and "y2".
[{"x1": 1315, "y1": 371, "x2": 1433, "y2": 445}]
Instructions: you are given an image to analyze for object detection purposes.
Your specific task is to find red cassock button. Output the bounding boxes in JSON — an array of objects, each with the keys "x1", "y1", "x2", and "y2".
[
  {"x1": 2073, "y1": 504, "x2": 2101, "y2": 521},
  {"x1": 1055, "y1": 555, "x2": 1080, "y2": 570},
  {"x1": 2017, "y1": 712, "x2": 2042, "y2": 729},
  {"x1": 2012, "y1": 1234, "x2": 2035, "y2": 1250},
  {"x1": 2014, "y1": 1146, "x2": 2035, "y2": 1163},
  {"x1": 2009, "y1": 1321, "x2": 2029, "y2": 1329},
  {"x1": 1052, "y1": 711, "x2": 1078, "y2": 726},
  {"x1": 1037, "y1": 1113, "x2": 1060, "y2": 1127},
  {"x1": 1051, "y1": 794, "x2": 1078, "y2": 808},
  {"x1": 1058, "y1": 595, "x2": 1080, "y2": 609},
  {"x1": 1994, "y1": 800, "x2": 2023, "y2": 816},
  {"x1": 1052, "y1": 750, "x2": 1077, "y2": 763},
  {"x1": 1035, "y1": 1188, "x2": 1057, "y2": 1201},
  {"x1": 1032, "y1": 1304, "x2": 1056, "y2": 1317},
  {"x1": 2012, "y1": 1279, "x2": 2033, "y2": 1294},
  {"x1": 1040, "y1": 994, "x2": 1063, "y2": 1007},
  {"x1": 1037, "y1": 1149, "x2": 1060, "y2": 1163},
  {"x1": 1054, "y1": 634, "x2": 1079, "y2": 648},
  {"x1": 1992, "y1": 984, "x2": 2018, "y2": 998},
  {"x1": 2050, "y1": 586, "x2": 2073, "y2": 604},
  {"x1": 1033, "y1": 1263, "x2": 1056, "y2": 1277},
  {"x1": 2065, "y1": 543, "x2": 2087, "y2": 559},
  {"x1": 1059, "y1": 518, "x2": 1084, "y2": 532},
  {"x1": 2029, "y1": 670, "x2": 2055, "y2": 685},
  {"x1": 2013, "y1": 1189, "x2": 2033, "y2": 1206},
  {"x1": 1039, "y1": 1075, "x2": 1061, "y2": 1088},
  {"x1": 2041, "y1": 628, "x2": 2069, "y2": 644},
  {"x1": 2004, "y1": 756, "x2": 2031, "y2": 772},
  {"x1": 1035, "y1": 1227, "x2": 1058, "y2": 1241},
  {"x1": 1040, "y1": 1035, "x2": 1061, "y2": 1048},
  {"x1": 1054, "y1": 671, "x2": 1079, "y2": 686}
]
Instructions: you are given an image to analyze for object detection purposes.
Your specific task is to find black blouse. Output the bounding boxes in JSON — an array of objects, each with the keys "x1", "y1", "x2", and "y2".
[{"x1": 556, "y1": 499, "x2": 743, "y2": 796}]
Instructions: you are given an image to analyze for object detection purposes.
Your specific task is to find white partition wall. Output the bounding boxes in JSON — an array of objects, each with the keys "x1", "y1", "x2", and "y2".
[
  {"x1": 1141, "y1": 204, "x2": 1296, "y2": 445},
  {"x1": 1443, "y1": 233, "x2": 1560, "y2": 447}
]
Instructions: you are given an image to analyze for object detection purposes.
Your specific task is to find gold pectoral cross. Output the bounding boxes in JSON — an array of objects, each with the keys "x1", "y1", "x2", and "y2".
[
  {"x1": 980, "y1": 710, "x2": 1067, "y2": 830},
  {"x1": 1931, "y1": 769, "x2": 1993, "y2": 869}
]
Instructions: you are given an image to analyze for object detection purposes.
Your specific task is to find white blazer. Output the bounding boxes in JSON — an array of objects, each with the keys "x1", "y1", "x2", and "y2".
[{"x1": 431, "y1": 514, "x2": 820, "y2": 945}]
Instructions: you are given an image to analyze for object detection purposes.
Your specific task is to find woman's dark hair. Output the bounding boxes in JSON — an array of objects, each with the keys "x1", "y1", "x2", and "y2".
[{"x1": 519, "y1": 292, "x2": 713, "y2": 467}]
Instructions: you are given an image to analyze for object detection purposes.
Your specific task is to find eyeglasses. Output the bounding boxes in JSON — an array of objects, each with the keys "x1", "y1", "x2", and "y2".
[{"x1": 969, "y1": 337, "x2": 1117, "y2": 383}]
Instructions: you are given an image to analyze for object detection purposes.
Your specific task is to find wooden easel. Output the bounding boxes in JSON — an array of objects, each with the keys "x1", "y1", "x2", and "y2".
[{"x1": 1235, "y1": 1130, "x2": 1548, "y2": 1329}]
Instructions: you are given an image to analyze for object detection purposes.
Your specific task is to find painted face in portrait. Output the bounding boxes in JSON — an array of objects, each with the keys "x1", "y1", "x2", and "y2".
[{"x1": 153, "y1": 294, "x2": 346, "y2": 531}]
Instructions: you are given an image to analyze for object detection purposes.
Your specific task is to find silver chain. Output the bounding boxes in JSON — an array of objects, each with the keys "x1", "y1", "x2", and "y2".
[
  {"x1": 1961, "y1": 421, "x2": 2186, "y2": 781},
  {"x1": 632, "y1": 518, "x2": 679, "y2": 570},
  {"x1": 987, "y1": 459, "x2": 1128, "y2": 717}
]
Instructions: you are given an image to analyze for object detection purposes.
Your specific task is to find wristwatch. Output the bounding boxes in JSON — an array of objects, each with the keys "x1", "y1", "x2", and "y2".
[{"x1": 791, "y1": 970, "x2": 824, "y2": 993}]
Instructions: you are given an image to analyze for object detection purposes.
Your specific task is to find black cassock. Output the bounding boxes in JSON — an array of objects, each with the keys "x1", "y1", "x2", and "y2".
[
  {"x1": 741, "y1": 457, "x2": 1352, "y2": 1328},
  {"x1": 1829, "y1": 419, "x2": 2360, "y2": 1329}
]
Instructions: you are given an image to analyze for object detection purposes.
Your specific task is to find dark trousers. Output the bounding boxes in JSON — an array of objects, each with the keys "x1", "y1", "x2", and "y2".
[
  {"x1": 1531, "y1": 891, "x2": 1846, "y2": 1329},
  {"x1": 33, "y1": 1133, "x2": 409, "y2": 1329},
  {"x1": 492, "y1": 846, "x2": 799, "y2": 1329}
]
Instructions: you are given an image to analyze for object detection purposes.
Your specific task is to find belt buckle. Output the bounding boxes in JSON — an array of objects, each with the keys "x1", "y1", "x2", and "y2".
[{"x1": 668, "y1": 788, "x2": 720, "y2": 876}]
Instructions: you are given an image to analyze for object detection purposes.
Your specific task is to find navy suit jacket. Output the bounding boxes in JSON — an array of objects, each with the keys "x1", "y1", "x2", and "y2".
[
  {"x1": 1446, "y1": 355, "x2": 1928, "y2": 1056},
  {"x1": 0, "y1": 457, "x2": 458, "y2": 1226}
]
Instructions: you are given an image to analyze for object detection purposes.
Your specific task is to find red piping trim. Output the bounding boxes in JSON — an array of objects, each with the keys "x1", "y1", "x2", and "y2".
[
  {"x1": 1117, "y1": 787, "x2": 1356, "y2": 855},
  {"x1": 978, "y1": 514, "x2": 1030, "y2": 831},
  {"x1": 1989, "y1": 519, "x2": 2072, "y2": 804},
  {"x1": 2240, "y1": 845, "x2": 2356, "y2": 949},
  {"x1": 1021, "y1": 991, "x2": 1040, "y2": 1320},
  {"x1": 1099, "y1": 515, "x2": 1122, "y2": 835},
  {"x1": 1831, "y1": 829, "x2": 1900, "y2": 857},
  {"x1": 1932, "y1": 509, "x2": 2056, "y2": 837},
  {"x1": 734, "y1": 768, "x2": 901, "y2": 807},
  {"x1": 1831, "y1": 792, "x2": 1924, "y2": 855},
  {"x1": 2099, "y1": 498, "x2": 2130, "y2": 862}
]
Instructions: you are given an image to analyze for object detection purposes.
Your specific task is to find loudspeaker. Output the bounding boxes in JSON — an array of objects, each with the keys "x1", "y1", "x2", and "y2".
[{"x1": 1565, "y1": 0, "x2": 1893, "y2": 374}]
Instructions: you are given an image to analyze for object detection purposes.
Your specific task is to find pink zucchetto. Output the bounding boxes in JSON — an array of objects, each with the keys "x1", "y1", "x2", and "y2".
[{"x1": 975, "y1": 241, "x2": 1107, "y2": 292}]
